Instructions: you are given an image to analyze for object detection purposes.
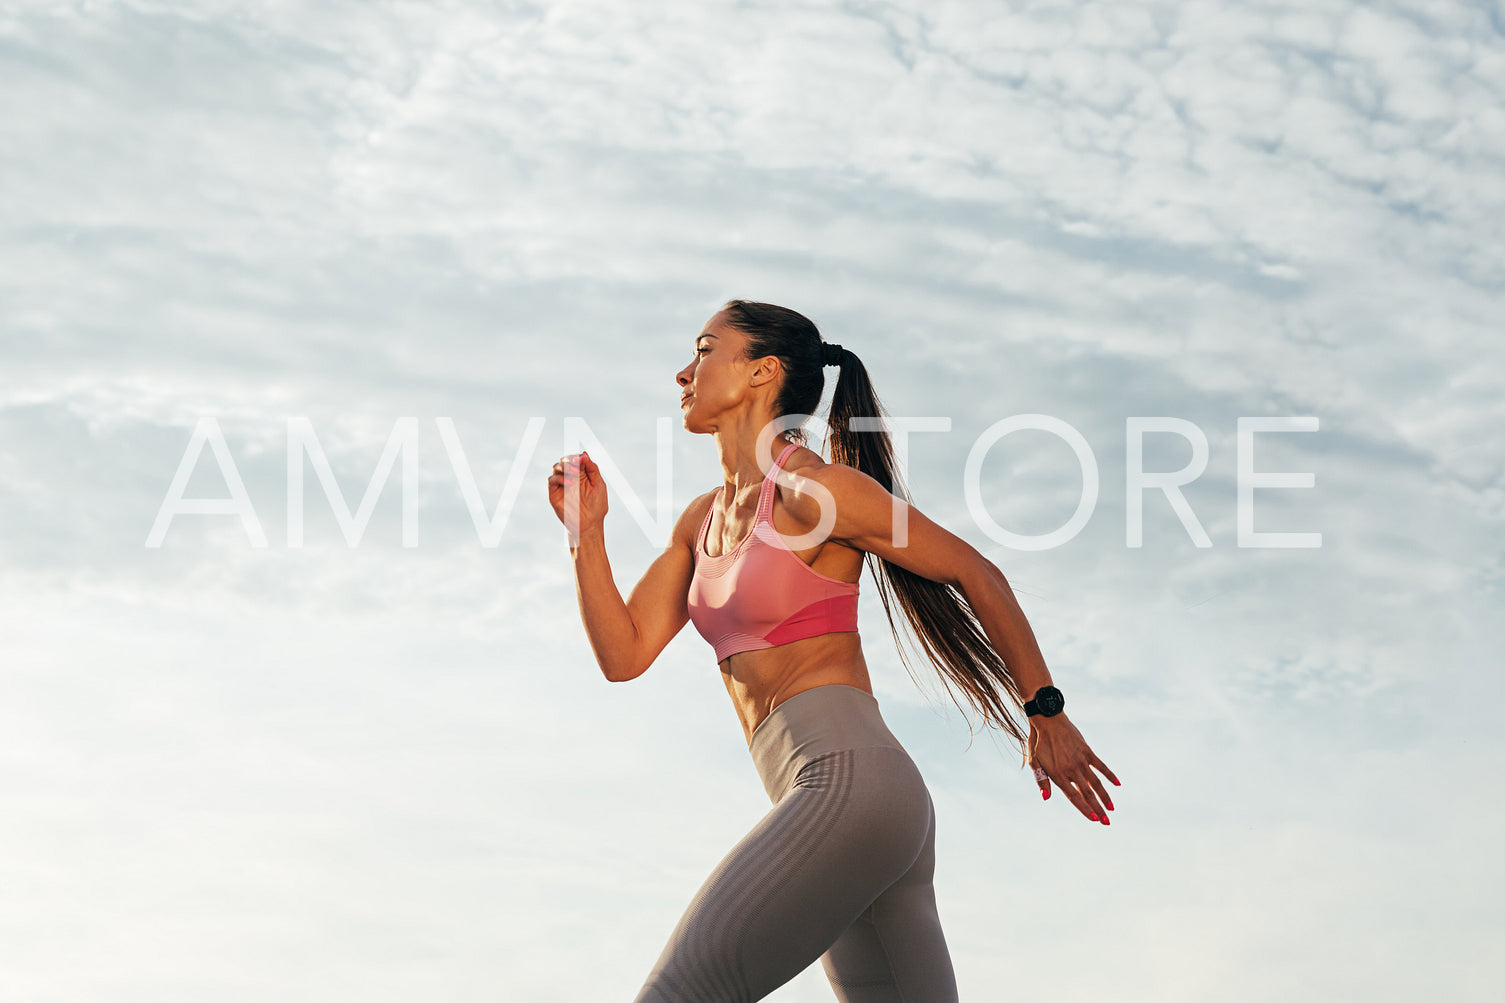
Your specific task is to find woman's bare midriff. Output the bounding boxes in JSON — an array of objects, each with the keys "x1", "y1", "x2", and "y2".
[{"x1": 722, "y1": 632, "x2": 873, "y2": 747}]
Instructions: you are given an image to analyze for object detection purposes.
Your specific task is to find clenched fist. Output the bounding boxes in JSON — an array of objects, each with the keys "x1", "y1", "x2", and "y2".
[{"x1": 547, "y1": 451, "x2": 608, "y2": 546}]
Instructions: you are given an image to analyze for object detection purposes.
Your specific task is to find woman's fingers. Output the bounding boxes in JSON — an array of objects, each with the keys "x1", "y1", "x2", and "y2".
[
  {"x1": 1090, "y1": 753, "x2": 1121, "y2": 788},
  {"x1": 549, "y1": 454, "x2": 592, "y2": 491},
  {"x1": 1075, "y1": 765, "x2": 1114, "y2": 824},
  {"x1": 548, "y1": 455, "x2": 606, "y2": 533},
  {"x1": 1085, "y1": 758, "x2": 1117, "y2": 813},
  {"x1": 1040, "y1": 759, "x2": 1111, "y2": 824},
  {"x1": 1066, "y1": 747, "x2": 1116, "y2": 819},
  {"x1": 549, "y1": 455, "x2": 585, "y2": 490},
  {"x1": 1093, "y1": 773, "x2": 1114, "y2": 814},
  {"x1": 1077, "y1": 777, "x2": 1113, "y2": 825},
  {"x1": 1057, "y1": 774, "x2": 1097, "y2": 822}
]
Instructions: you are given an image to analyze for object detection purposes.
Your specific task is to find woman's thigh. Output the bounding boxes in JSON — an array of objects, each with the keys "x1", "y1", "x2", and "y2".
[
  {"x1": 818, "y1": 788, "x2": 959, "y2": 1002},
  {"x1": 633, "y1": 746, "x2": 936, "y2": 1003}
]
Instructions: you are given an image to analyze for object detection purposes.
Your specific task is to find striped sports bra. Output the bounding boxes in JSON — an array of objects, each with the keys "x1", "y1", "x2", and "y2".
[{"x1": 686, "y1": 441, "x2": 860, "y2": 663}]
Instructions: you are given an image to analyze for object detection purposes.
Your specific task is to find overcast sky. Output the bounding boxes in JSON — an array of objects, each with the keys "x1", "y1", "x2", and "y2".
[{"x1": 2, "y1": 1, "x2": 1501, "y2": 1000}]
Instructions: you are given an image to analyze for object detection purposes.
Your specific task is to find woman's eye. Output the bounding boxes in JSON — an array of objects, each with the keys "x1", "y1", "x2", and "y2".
[{"x1": 696, "y1": 347, "x2": 709, "y2": 355}]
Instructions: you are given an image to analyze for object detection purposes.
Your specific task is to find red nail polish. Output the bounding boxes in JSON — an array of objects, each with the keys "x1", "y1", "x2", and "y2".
[{"x1": 1089, "y1": 813, "x2": 1098, "y2": 821}]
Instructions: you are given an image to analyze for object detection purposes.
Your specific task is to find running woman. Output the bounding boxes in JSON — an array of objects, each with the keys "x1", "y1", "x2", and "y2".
[{"x1": 547, "y1": 299, "x2": 1120, "y2": 1002}]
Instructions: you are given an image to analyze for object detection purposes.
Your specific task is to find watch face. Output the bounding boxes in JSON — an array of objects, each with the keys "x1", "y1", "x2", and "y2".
[{"x1": 1037, "y1": 687, "x2": 1064, "y2": 714}]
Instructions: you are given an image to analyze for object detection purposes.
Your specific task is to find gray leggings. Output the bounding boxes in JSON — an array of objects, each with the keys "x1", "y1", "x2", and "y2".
[{"x1": 633, "y1": 683, "x2": 959, "y2": 1002}]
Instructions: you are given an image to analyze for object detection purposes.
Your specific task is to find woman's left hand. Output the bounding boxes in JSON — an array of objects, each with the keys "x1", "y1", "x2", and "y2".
[{"x1": 1026, "y1": 714, "x2": 1120, "y2": 825}]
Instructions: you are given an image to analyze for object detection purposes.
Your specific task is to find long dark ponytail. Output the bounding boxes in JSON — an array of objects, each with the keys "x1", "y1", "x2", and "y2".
[{"x1": 720, "y1": 299, "x2": 1030, "y2": 756}]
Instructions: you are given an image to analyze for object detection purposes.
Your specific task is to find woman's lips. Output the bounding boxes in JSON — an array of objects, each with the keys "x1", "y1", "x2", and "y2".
[{"x1": 680, "y1": 394, "x2": 694, "y2": 407}]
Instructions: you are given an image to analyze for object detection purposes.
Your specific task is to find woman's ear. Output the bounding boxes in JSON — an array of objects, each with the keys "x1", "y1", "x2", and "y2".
[{"x1": 748, "y1": 354, "x2": 783, "y2": 388}]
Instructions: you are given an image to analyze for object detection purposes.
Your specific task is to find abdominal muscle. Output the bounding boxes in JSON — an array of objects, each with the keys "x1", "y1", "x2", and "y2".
[{"x1": 720, "y1": 631, "x2": 873, "y2": 747}]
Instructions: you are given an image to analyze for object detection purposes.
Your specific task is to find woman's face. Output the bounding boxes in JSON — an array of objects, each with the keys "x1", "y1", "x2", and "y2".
[{"x1": 676, "y1": 310, "x2": 749, "y2": 430}]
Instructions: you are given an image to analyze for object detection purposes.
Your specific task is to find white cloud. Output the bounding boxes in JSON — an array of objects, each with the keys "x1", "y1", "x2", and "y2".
[{"x1": 1, "y1": 0, "x2": 1501, "y2": 999}]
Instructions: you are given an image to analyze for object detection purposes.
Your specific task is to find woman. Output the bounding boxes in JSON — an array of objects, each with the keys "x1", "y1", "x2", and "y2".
[{"x1": 548, "y1": 300, "x2": 1120, "y2": 1002}]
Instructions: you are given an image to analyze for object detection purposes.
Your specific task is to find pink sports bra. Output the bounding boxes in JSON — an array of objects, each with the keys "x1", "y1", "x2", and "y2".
[{"x1": 686, "y1": 441, "x2": 860, "y2": 663}]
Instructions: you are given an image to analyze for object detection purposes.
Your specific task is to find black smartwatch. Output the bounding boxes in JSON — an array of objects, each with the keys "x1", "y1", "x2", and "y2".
[{"x1": 1024, "y1": 685, "x2": 1065, "y2": 718}]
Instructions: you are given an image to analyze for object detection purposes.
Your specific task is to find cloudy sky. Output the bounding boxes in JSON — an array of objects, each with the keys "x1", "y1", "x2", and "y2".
[{"x1": 3, "y1": 1, "x2": 1501, "y2": 999}]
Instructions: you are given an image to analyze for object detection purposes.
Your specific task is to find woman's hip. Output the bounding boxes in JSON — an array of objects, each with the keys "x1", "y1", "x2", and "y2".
[{"x1": 749, "y1": 683, "x2": 922, "y2": 803}]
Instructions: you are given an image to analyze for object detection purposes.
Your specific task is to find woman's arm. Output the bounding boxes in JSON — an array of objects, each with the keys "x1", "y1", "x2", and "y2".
[
  {"x1": 550, "y1": 452, "x2": 699, "y2": 682},
  {"x1": 570, "y1": 513, "x2": 699, "y2": 682},
  {"x1": 953, "y1": 561, "x2": 1119, "y2": 821},
  {"x1": 569, "y1": 526, "x2": 640, "y2": 681},
  {"x1": 951, "y1": 560, "x2": 1055, "y2": 712},
  {"x1": 787, "y1": 461, "x2": 1120, "y2": 822}
]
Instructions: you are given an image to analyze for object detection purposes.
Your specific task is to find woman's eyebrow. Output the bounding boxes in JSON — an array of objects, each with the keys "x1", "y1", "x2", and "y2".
[{"x1": 696, "y1": 334, "x2": 719, "y2": 345}]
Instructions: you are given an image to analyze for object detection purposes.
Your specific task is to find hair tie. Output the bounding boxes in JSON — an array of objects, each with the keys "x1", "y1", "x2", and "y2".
[{"x1": 821, "y1": 342, "x2": 845, "y2": 366}]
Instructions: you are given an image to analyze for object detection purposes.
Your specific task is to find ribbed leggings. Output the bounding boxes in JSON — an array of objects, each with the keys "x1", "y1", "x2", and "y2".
[{"x1": 633, "y1": 683, "x2": 959, "y2": 1002}]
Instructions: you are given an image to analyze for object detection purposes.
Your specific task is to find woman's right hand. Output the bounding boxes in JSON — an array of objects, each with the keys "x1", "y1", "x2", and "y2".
[{"x1": 548, "y1": 451, "x2": 608, "y2": 544}]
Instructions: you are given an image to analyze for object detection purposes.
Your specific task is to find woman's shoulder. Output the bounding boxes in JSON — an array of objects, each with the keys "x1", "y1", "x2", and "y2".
[
  {"x1": 771, "y1": 444, "x2": 881, "y2": 553},
  {"x1": 778, "y1": 443, "x2": 896, "y2": 510},
  {"x1": 780, "y1": 439, "x2": 833, "y2": 473},
  {"x1": 773, "y1": 442, "x2": 851, "y2": 507}
]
